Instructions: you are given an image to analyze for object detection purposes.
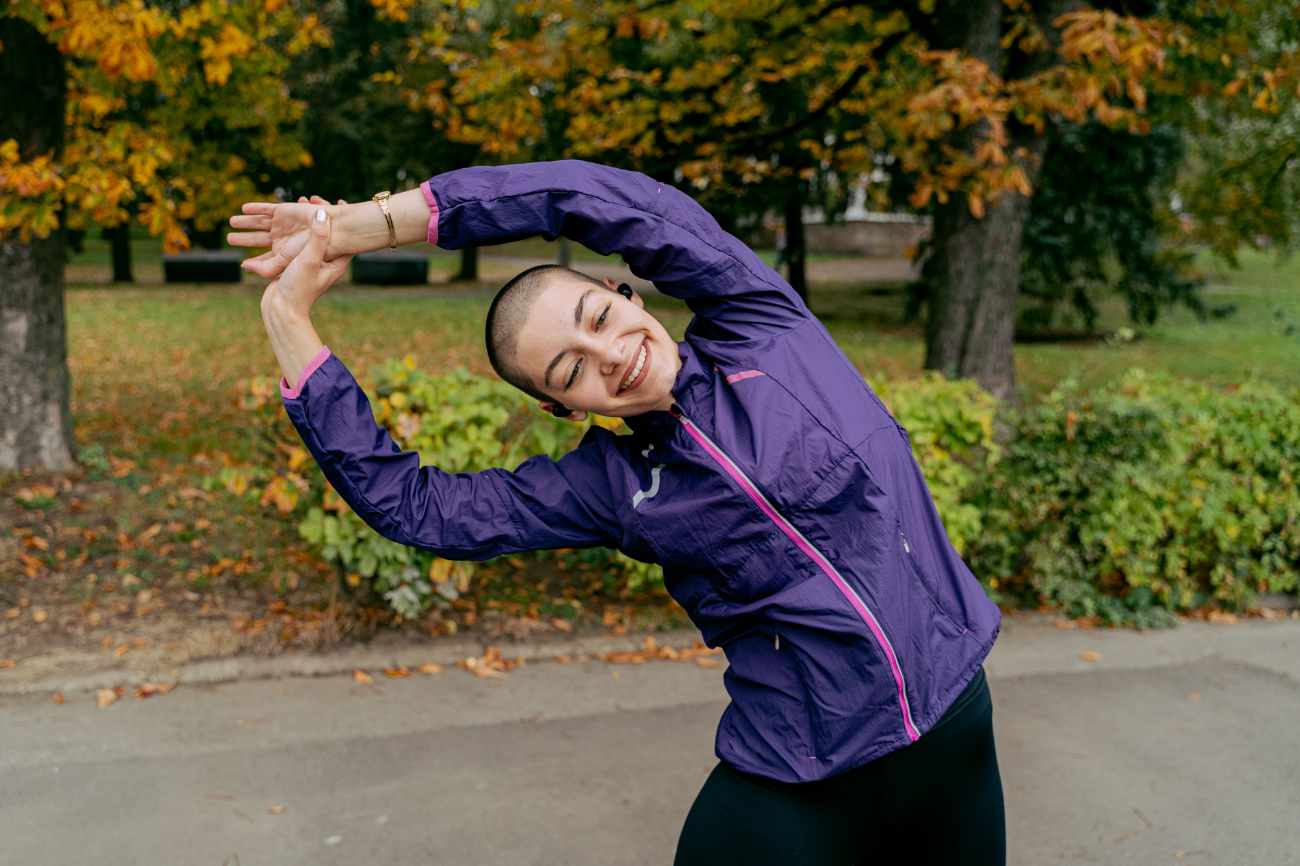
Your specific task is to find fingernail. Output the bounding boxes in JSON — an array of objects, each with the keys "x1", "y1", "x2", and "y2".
[{"x1": 315, "y1": 208, "x2": 326, "y2": 223}]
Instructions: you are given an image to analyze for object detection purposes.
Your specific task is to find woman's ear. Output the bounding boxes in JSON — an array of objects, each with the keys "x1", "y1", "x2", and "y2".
[{"x1": 538, "y1": 401, "x2": 588, "y2": 423}]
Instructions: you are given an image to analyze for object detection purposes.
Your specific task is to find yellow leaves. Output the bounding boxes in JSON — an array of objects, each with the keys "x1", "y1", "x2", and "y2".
[
  {"x1": 371, "y1": 0, "x2": 415, "y2": 23},
  {"x1": 200, "y1": 23, "x2": 255, "y2": 86},
  {"x1": 428, "y1": 557, "x2": 474, "y2": 593},
  {"x1": 259, "y1": 476, "x2": 301, "y2": 514},
  {"x1": 967, "y1": 193, "x2": 985, "y2": 219}
]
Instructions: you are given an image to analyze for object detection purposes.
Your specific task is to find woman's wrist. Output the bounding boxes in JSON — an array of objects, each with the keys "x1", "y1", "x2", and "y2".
[
  {"x1": 328, "y1": 188, "x2": 433, "y2": 258},
  {"x1": 261, "y1": 288, "x2": 325, "y2": 389}
]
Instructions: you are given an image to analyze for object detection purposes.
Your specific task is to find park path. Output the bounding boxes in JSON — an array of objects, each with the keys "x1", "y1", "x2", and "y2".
[{"x1": 3, "y1": 614, "x2": 1297, "y2": 866}]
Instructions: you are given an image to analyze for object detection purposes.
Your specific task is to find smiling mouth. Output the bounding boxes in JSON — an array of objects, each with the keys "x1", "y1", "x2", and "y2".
[{"x1": 618, "y1": 338, "x2": 649, "y2": 394}]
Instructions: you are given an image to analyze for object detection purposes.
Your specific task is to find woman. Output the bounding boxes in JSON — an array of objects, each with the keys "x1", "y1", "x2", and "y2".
[{"x1": 229, "y1": 160, "x2": 1006, "y2": 865}]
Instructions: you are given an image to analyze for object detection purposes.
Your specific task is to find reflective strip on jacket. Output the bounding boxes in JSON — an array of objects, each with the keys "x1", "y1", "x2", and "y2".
[{"x1": 280, "y1": 159, "x2": 1001, "y2": 783}]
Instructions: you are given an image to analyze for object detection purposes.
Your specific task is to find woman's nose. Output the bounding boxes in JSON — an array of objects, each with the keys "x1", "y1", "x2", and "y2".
[{"x1": 598, "y1": 337, "x2": 626, "y2": 375}]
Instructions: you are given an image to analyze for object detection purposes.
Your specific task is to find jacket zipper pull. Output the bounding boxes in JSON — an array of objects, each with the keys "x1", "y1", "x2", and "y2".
[
  {"x1": 669, "y1": 402, "x2": 683, "y2": 418},
  {"x1": 774, "y1": 630, "x2": 780, "y2": 651},
  {"x1": 900, "y1": 528, "x2": 911, "y2": 555}
]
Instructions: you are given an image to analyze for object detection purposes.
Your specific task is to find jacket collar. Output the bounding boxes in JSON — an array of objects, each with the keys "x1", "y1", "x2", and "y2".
[{"x1": 623, "y1": 339, "x2": 709, "y2": 438}]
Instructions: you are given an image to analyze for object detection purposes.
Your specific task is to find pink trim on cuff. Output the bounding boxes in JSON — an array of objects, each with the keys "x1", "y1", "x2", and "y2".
[
  {"x1": 280, "y1": 345, "x2": 333, "y2": 399},
  {"x1": 420, "y1": 180, "x2": 440, "y2": 246}
]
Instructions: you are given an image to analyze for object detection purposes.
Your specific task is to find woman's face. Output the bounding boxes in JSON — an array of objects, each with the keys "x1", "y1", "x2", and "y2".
[{"x1": 514, "y1": 275, "x2": 682, "y2": 419}]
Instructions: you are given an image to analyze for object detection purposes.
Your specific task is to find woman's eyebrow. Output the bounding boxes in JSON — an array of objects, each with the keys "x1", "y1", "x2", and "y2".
[{"x1": 543, "y1": 289, "x2": 595, "y2": 389}]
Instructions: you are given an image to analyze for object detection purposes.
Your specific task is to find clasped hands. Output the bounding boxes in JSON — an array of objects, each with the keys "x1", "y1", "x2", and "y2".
[{"x1": 227, "y1": 195, "x2": 352, "y2": 320}]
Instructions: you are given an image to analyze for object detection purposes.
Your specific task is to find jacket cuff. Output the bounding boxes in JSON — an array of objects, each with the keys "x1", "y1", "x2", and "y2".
[
  {"x1": 280, "y1": 345, "x2": 333, "y2": 399},
  {"x1": 420, "y1": 180, "x2": 440, "y2": 246}
]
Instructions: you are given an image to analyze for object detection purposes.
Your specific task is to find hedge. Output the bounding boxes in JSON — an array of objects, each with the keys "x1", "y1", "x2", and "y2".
[{"x1": 220, "y1": 359, "x2": 1298, "y2": 626}]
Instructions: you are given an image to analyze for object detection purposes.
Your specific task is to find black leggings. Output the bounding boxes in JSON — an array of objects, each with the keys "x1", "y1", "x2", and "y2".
[{"x1": 674, "y1": 666, "x2": 1005, "y2": 866}]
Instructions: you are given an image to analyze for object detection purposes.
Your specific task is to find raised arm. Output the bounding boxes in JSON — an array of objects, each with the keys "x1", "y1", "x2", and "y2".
[
  {"x1": 281, "y1": 350, "x2": 625, "y2": 559},
  {"x1": 260, "y1": 208, "x2": 625, "y2": 560},
  {"x1": 424, "y1": 160, "x2": 810, "y2": 336}
]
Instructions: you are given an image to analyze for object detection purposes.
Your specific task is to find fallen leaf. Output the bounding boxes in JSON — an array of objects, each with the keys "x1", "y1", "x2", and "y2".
[
  {"x1": 383, "y1": 666, "x2": 411, "y2": 678},
  {"x1": 550, "y1": 618, "x2": 573, "y2": 633},
  {"x1": 353, "y1": 669, "x2": 374, "y2": 685},
  {"x1": 1079, "y1": 650, "x2": 1102, "y2": 663},
  {"x1": 1186, "y1": 691, "x2": 1201, "y2": 702},
  {"x1": 31, "y1": 608, "x2": 48, "y2": 623},
  {"x1": 268, "y1": 804, "x2": 286, "y2": 815},
  {"x1": 113, "y1": 643, "x2": 130, "y2": 658},
  {"x1": 695, "y1": 657, "x2": 723, "y2": 668},
  {"x1": 96, "y1": 687, "x2": 120, "y2": 708},
  {"x1": 0, "y1": 659, "x2": 15, "y2": 670},
  {"x1": 51, "y1": 691, "x2": 65, "y2": 704},
  {"x1": 416, "y1": 662, "x2": 442, "y2": 675},
  {"x1": 135, "y1": 682, "x2": 176, "y2": 699}
]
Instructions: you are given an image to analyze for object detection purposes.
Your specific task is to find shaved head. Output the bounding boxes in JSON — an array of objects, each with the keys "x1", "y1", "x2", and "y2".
[{"x1": 485, "y1": 265, "x2": 605, "y2": 402}]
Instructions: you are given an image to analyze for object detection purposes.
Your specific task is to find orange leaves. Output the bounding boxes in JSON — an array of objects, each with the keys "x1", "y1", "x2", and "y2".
[
  {"x1": 458, "y1": 646, "x2": 520, "y2": 679},
  {"x1": 603, "y1": 636, "x2": 723, "y2": 667},
  {"x1": 93, "y1": 681, "x2": 176, "y2": 707}
]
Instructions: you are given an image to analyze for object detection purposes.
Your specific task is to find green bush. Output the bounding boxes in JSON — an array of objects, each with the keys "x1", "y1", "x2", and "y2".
[
  {"x1": 229, "y1": 356, "x2": 659, "y2": 619},
  {"x1": 223, "y1": 357, "x2": 1297, "y2": 627},
  {"x1": 970, "y1": 369, "x2": 1300, "y2": 626},
  {"x1": 873, "y1": 372, "x2": 1003, "y2": 556}
]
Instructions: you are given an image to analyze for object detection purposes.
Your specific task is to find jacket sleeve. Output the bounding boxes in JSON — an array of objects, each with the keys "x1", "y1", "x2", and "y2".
[
  {"x1": 420, "y1": 159, "x2": 810, "y2": 339},
  {"x1": 279, "y1": 347, "x2": 624, "y2": 560}
]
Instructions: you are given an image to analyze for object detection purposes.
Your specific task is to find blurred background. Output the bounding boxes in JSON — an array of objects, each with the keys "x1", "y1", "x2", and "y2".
[{"x1": 2, "y1": 0, "x2": 1298, "y2": 676}]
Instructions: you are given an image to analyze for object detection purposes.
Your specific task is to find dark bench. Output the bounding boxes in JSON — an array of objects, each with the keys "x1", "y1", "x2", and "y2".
[
  {"x1": 351, "y1": 249, "x2": 430, "y2": 285},
  {"x1": 162, "y1": 250, "x2": 245, "y2": 283}
]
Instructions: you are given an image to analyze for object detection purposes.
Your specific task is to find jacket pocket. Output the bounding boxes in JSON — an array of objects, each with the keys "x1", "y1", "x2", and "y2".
[
  {"x1": 695, "y1": 524, "x2": 810, "y2": 603},
  {"x1": 897, "y1": 520, "x2": 967, "y2": 639}
]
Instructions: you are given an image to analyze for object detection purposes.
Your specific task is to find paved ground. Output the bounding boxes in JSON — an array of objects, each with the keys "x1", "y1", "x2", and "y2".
[{"x1": 2, "y1": 615, "x2": 1297, "y2": 866}]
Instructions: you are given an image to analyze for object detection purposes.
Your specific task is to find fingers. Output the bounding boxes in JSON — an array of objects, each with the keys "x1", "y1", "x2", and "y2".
[
  {"x1": 241, "y1": 202, "x2": 276, "y2": 215},
  {"x1": 318, "y1": 252, "x2": 352, "y2": 286},
  {"x1": 241, "y1": 249, "x2": 286, "y2": 279},
  {"x1": 229, "y1": 214, "x2": 271, "y2": 230},
  {"x1": 227, "y1": 230, "x2": 272, "y2": 248},
  {"x1": 293, "y1": 208, "x2": 330, "y2": 268}
]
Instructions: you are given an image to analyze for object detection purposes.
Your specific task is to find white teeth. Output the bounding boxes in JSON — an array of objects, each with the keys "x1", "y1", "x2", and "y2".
[{"x1": 621, "y1": 343, "x2": 647, "y2": 391}]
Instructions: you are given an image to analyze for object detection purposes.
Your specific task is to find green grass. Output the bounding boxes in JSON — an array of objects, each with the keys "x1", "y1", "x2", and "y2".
[{"x1": 65, "y1": 235, "x2": 1299, "y2": 458}]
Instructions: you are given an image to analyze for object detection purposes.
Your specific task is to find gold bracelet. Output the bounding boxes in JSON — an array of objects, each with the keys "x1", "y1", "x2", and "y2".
[{"x1": 372, "y1": 190, "x2": 396, "y2": 250}]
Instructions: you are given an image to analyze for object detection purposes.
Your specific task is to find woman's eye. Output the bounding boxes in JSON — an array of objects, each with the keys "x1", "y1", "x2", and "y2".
[
  {"x1": 596, "y1": 304, "x2": 609, "y2": 330},
  {"x1": 567, "y1": 359, "x2": 581, "y2": 389}
]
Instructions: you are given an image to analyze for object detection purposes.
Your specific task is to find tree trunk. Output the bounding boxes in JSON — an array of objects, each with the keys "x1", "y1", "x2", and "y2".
[
  {"x1": 783, "y1": 186, "x2": 808, "y2": 302},
  {"x1": 108, "y1": 223, "x2": 134, "y2": 283},
  {"x1": 456, "y1": 246, "x2": 479, "y2": 281},
  {"x1": 921, "y1": 0, "x2": 1068, "y2": 404},
  {"x1": 0, "y1": 18, "x2": 76, "y2": 472},
  {"x1": 922, "y1": 139, "x2": 1046, "y2": 403}
]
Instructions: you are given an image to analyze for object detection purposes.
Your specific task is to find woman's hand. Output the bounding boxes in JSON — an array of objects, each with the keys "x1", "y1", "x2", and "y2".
[
  {"x1": 229, "y1": 195, "x2": 346, "y2": 279},
  {"x1": 260, "y1": 203, "x2": 353, "y2": 320}
]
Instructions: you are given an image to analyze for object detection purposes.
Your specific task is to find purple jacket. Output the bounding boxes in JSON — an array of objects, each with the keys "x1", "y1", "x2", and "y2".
[{"x1": 281, "y1": 160, "x2": 1000, "y2": 783}]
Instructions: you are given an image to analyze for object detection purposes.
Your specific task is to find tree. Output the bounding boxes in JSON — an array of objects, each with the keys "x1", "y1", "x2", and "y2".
[
  {"x1": 0, "y1": 15, "x2": 74, "y2": 470},
  {"x1": 1, "y1": 0, "x2": 315, "y2": 471}
]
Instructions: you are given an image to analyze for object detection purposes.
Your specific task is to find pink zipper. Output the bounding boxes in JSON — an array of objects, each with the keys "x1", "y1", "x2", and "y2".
[{"x1": 670, "y1": 403, "x2": 920, "y2": 742}]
